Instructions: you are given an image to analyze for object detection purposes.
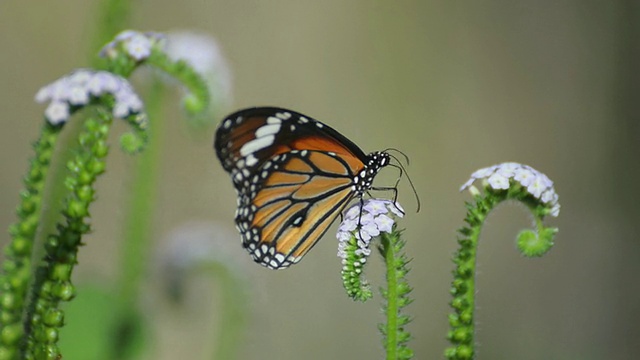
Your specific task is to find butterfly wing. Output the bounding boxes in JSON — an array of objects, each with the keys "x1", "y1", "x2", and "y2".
[{"x1": 215, "y1": 107, "x2": 368, "y2": 269}]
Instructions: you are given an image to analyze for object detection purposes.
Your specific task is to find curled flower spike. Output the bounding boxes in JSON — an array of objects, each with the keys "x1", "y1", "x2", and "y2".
[
  {"x1": 337, "y1": 199, "x2": 404, "y2": 301},
  {"x1": 460, "y1": 162, "x2": 560, "y2": 217},
  {"x1": 100, "y1": 30, "x2": 165, "y2": 61},
  {"x1": 35, "y1": 69, "x2": 145, "y2": 126},
  {"x1": 446, "y1": 162, "x2": 561, "y2": 359}
]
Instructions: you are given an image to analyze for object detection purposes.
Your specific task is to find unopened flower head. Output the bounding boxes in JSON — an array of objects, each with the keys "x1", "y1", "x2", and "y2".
[
  {"x1": 35, "y1": 69, "x2": 145, "y2": 125},
  {"x1": 460, "y1": 162, "x2": 560, "y2": 217},
  {"x1": 336, "y1": 199, "x2": 404, "y2": 262},
  {"x1": 100, "y1": 30, "x2": 165, "y2": 61}
]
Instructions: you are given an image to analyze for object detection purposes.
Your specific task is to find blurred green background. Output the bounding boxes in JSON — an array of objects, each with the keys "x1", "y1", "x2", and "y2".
[{"x1": 1, "y1": 1, "x2": 639, "y2": 359}]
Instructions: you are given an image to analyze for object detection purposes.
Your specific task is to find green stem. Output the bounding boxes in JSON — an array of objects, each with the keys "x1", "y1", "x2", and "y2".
[
  {"x1": 378, "y1": 227, "x2": 413, "y2": 360},
  {"x1": 0, "y1": 123, "x2": 61, "y2": 360},
  {"x1": 109, "y1": 80, "x2": 166, "y2": 360},
  {"x1": 381, "y1": 233, "x2": 399, "y2": 360},
  {"x1": 23, "y1": 112, "x2": 112, "y2": 360}
]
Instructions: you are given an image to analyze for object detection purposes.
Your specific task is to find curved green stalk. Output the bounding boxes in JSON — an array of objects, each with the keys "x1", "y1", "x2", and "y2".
[
  {"x1": 23, "y1": 111, "x2": 113, "y2": 359},
  {"x1": 0, "y1": 123, "x2": 61, "y2": 360},
  {"x1": 445, "y1": 186, "x2": 557, "y2": 360}
]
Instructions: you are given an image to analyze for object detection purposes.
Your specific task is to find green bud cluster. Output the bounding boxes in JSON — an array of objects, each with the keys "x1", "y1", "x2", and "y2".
[{"x1": 340, "y1": 234, "x2": 373, "y2": 302}]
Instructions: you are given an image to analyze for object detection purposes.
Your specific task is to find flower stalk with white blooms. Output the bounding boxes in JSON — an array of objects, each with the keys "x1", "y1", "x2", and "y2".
[
  {"x1": 445, "y1": 162, "x2": 560, "y2": 360},
  {"x1": 338, "y1": 199, "x2": 414, "y2": 360},
  {"x1": 0, "y1": 30, "x2": 213, "y2": 360}
]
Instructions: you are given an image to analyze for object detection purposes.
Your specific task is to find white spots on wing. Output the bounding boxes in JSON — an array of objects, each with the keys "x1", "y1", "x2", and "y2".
[
  {"x1": 299, "y1": 116, "x2": 309, "y2": 123},
  {"x1": 255, "y1": 123, "x2": 281, "y2": 137},
  {"x1": 315, "y1": 122, "x2": 323, "y2": 128},
  {"x1": 267, "y1": 116, "x2": 282, "y2": 124},
  {"x1": 239, "y1": 135, "x2": 275, "y2": 156},
  {"x1": 276, "y1": 112, "x2": 292, "y2": 120},
  {"x1": 245, "y1": 154, "x2": 258, "y2": 166}
]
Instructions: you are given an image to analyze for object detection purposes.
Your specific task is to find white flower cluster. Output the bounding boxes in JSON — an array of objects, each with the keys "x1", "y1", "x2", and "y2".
[
  {"x1": 460, "y1": 162, "x2": 560, "y2": 217},
  {"x1": 336, "y1": 199, "x2": 404, "y2": 261},
  {"x1": 35, "y1": 69, "x2": 144, "y2": 125},
  {"x1": 100, "y1": 30, "x2": 165, "y2": 61}
]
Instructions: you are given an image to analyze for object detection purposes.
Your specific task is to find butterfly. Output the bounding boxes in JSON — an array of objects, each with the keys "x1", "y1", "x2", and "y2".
[{"x1": 215, "y1": 107, "x2": 407, "y2": 269}]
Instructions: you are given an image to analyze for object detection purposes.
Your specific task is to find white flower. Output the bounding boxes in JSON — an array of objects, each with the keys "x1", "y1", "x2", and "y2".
[
  {"x1": 125, "y1": 34, "x2": 152, "y2": 61},
  {"x1": 540, "y1": 190, "x2": 555, "y2": 204},
  {"x1": 461, "y1": 162, "x2": 560, "y2": 217},
  {"x1": 100, "y1": 30, "x2": 165, "y2": 61},
  {"x1": 364, "y1": 200, "x2": 388, "y2": 216},
  {"x1": 36, "y1": 69, "x2": 144, "y2": 125},
  {"x1": 513, "y1": 167, "x2": 535, "y2": 187},
  {"x1": 471, "y1": 165, "x2": 497, "y2": 179},
  {"x1": 487, "y1": 173, "x2": 509, "y2": 190},
  {"x1": 68, "y1": 70, "x2": 92, "y2": 85},
  {"x1": 375, "y1": 214, "x2": 395, "y2": 233},
  {"x1": 496, "y1": 162, "x2": 521, "y2": 177},
  {"x1": 527, "y1": 176, "x2": 548, "y2": 198},
  {"x1": 336, "y1": 199, "x2": 403, "y2": 261},
  {"x1": 384, "y1": 200, "x2": 405, "y2": 217},
  {"x1": 67, "y1": 86, "x2": 89, "y2": 105},
  {"x1": 44, "y1": 101, "x2": 69, "y2": 125}
]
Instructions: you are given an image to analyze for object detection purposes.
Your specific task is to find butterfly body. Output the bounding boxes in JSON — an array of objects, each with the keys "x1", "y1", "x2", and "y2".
[{"x1": 215, "y1": 107, "x2": 389, "y2": 269}]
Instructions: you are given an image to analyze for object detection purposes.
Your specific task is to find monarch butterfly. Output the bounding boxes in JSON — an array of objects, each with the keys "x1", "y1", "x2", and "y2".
[{"x1": 215, "y1": 107, "x2": 407, "y2": 269}]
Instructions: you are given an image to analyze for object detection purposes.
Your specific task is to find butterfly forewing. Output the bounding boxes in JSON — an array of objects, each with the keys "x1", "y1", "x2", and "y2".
[{"x1": 215, "y1": 107, "x2": 386, "y2": 269}]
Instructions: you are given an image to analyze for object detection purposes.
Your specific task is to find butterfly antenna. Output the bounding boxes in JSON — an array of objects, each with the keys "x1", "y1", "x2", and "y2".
[
  {"x1": 384, "y1": 147, "x2": 410, "y2": 166},
  {"x1": 388, "y1": 154, "x2": 421, "y2": 212}
]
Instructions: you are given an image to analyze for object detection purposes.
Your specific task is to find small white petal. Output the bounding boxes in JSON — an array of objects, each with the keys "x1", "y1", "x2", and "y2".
[
  {"x1": 460, "y1": 177, "x2": 475, "y2": 192},
  {"x1": 339, "y1": 218, "x2": 357, "y2": 232},
  {"x1": 359, "y1": 212, "x2": 375, "y2": 225},
  {"x1": 34, "y1": 85, "x2": 52, "y2": 103},
  {"x1": 362, "y1": 222, "x2": 380, "y2": 237},
  {"x1": 345, "y1": 204, "x2": 361, "y2": 220},
  {"x1": 375, "y1": 214, "x2": 395, "y2": 233},
  {"x1": 496, "y1": 162, "x2": 521, "y2": 177},
  {"x1": 385, "y1": 201, "x2": 405, "y2": 218},
  {"x1": 115, "y1": 30, "x2": 138, "y2": 41},
  {"x1": 67, "y1": 86, "x2": 90, "y2": 105},
  {"x1": 527, "y1": 176, "x2": 547, "y2": 198},
  {"x1": 336, "y1": 231, "x2": 351, "y2": 242},
  {"x1": 68, "y1": 70, "x2": 92, "y2": 85},
  {"x1": 113, "y1": 102, "x2": 130, "y2": 118},
  {"x1": 487, "y1": 173, "x2": 510, "y2": 190},
  {"x1": 44, "y1": 101, "x2": 69, "y2": 125},
  {"x1": 363, "y1": 200, "x2": 388, "y2": 216},
  {"x1": 125, "y1": 34, "x2": 152, "y2": 60},
  {"x1": 550, "y1": 204, "x2": 561, "y2": 217},
  {"x1": 471, "y1": 166, "x2": 497, "y2": 179},
  {"x1": 541, "y1": 190, "x2": 556, "y2": 204},
  {"x1": 514, "y1": 168, "x2": 536, "y2": 187}
]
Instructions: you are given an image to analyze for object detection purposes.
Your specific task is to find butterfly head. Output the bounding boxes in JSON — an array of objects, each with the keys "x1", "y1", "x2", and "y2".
[{"x1": 353, "y1": 151, "x2": 390, "y2": 195}]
